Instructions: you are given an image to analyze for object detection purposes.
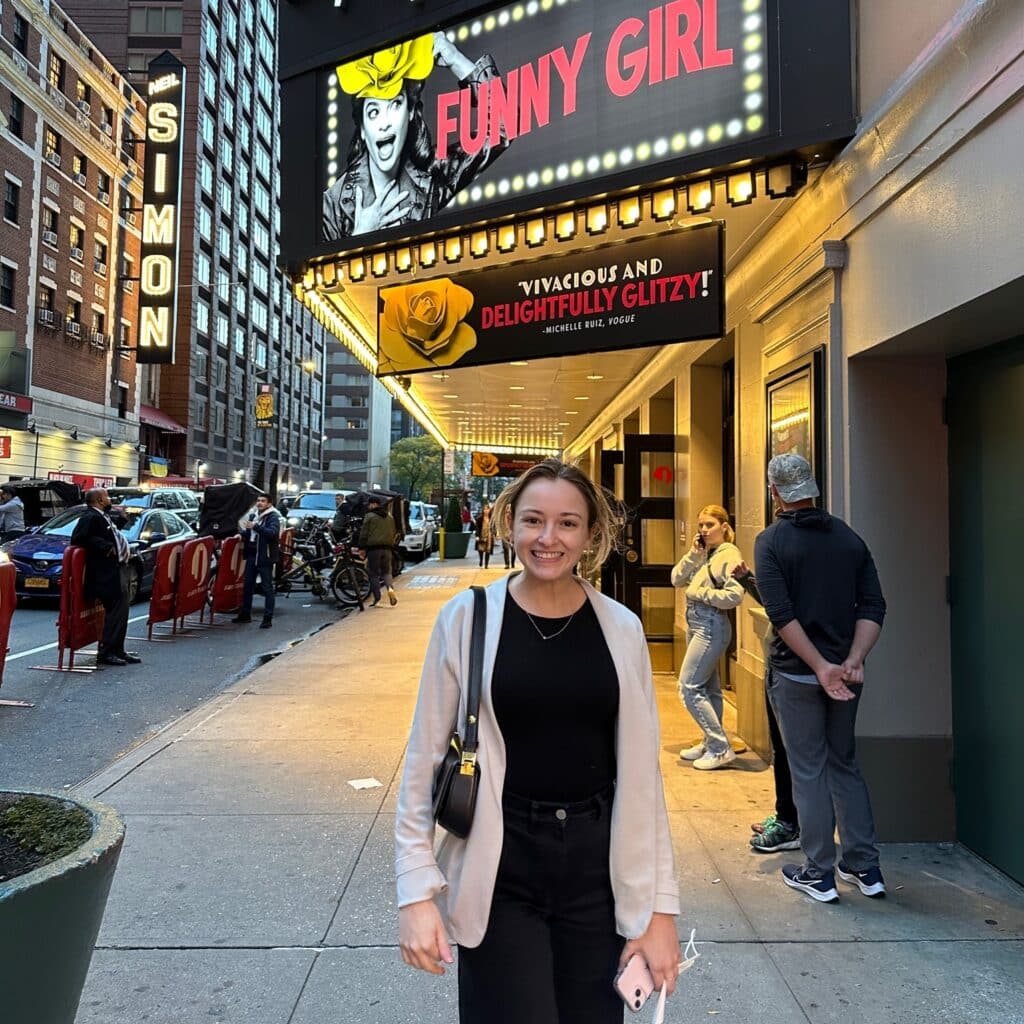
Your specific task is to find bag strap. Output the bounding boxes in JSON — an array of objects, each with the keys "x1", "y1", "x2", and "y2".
[{"x1": 463, "y1": 586, "x2": 486, "y2": 755}]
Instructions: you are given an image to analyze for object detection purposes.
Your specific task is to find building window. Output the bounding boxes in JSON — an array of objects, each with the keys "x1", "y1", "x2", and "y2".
[
  {"x1": 214, "y1": 406, "x2": 225, "y2": 434},
  {"x1": 7, "y1": 94, "x2": 24, "y2": 139},
  {"x1": 117, "y1": 385, "x2": 129, "y2": 419},
  {"x1": 44, "y1": 127, "x2": 60, "y2": 163},
  {"x1": 66, "y1": 298, "x2": 82, "y2": 325},
  {"x1": 130, "y1": 6, "x2": 184, "y2": 33},
  {"x1": 75, "y1": 79, "x2": 91, "y2": 107},
  {"x1": 94, "y1": 239, "x2": 108, "y2": 274},
  {"x1": 42, "y1": 206, "x2": 58, "y2": 241},
  {"x1": 97, "y1": 171, "x2": 111, "y2": 201},
  {"x1": 0, "y1": 265, "x2": 14, "y2": 309},
  {"x1": 13, "y1": 13, "x2": 29, "y2": 56},
  {"x1": 196, "y1": 350, "x2": 209, "y2": 380},
  {"x1": 39, "y1": 285, "x2": 55, "y2": 313},
  {"x1": 4, "y1": 180, "x2": 20, "y2": 224},
  {"x1": 70, "y1": 223, "x2": 84, "y2": 259},
  {"x1": 72, "y1": 152, "x2": 88, "y2": 184},
  {"x1": 48, "y1": 52, "x2": 65, "y2": 92},
  {"x1": 91, "y1": 309, "x2": 106, "y2": 334}
]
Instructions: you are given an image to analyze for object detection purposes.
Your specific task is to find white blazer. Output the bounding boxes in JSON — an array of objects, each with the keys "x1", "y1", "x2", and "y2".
[{"x1": 394, "y1": 573, "x2": 680, "y2": 948}]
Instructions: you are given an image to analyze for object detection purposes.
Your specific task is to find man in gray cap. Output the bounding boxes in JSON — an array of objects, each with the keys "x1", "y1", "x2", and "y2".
[{"x1": 753, "y1": 453, "x2": 887, "y2": 904}]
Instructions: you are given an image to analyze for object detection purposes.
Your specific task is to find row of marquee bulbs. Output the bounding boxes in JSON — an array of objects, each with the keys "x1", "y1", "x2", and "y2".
[
  {"x1": 26, "y1": 421, "x2": 147, "y2": 452},
  {"x1": 306, "y1": 162, "x2": 807, "y2": 288}
]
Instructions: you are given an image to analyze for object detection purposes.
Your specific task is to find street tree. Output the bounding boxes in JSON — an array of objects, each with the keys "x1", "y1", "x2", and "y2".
[{"x1": 389, "y1": 435, "x2": 442, "y2": 498}]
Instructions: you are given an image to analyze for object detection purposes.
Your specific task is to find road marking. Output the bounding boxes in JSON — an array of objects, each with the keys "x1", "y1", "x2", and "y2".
[{"x1": 7, "y1": 613, "x2": 149, "y2": 662}]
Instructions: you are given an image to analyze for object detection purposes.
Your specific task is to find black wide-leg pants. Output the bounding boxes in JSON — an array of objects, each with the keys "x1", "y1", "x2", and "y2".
[{"x1": 458, "y1": 786, "x2": 624, "y2": 1024}]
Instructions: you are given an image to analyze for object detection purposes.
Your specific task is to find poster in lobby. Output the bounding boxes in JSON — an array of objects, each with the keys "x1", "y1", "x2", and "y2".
[
  {"x1": 321, "y1": 0, "x2": 768, "y2": 244},
  {"x1": 376, "y1": 223, "x2": 722, "y2": 376}
]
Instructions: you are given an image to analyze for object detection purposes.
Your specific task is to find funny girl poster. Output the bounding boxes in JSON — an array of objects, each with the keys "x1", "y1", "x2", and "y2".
[{"x1": 321, "y1": 0, "x2": 769, "y2": 243}]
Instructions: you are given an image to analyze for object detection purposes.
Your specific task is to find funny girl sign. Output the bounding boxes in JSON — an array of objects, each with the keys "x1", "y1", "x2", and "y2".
[
  {"x1": 375, "y1": 223, "x2": 723, "y2": 376},
  {"x1": 321, "y1": 0, "x2": 767, "y2": 244}
]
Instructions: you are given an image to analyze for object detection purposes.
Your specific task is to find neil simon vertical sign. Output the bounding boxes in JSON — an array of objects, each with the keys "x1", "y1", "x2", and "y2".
[{"x1": 138, "y1": 52, "x2": 186, "y2": 365}]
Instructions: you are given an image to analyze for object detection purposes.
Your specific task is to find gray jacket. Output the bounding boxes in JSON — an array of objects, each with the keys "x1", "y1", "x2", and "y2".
[{"x1": 0, "y1": 495, "x2": 25, "y2": 532}]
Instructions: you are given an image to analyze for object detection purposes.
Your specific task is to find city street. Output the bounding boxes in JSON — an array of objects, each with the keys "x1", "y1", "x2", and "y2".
[{"x1": 0, "y1": 592, "x2": 347, "y2": 792}]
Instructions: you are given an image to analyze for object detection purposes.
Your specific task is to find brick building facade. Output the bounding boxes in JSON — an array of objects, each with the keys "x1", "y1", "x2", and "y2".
[{"x1": 1, "y1": 0, "x2": 144, "y2": 485}]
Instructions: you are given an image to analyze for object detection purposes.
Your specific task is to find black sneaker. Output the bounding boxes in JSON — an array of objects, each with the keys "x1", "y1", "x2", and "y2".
[
  {"x1": 750, "y1": 818, "x2": 801, "y2": 853},
  {"x1": 837, "y1": 862, "x2": 886, "y2": 898},
  {"x1": 781, "y1": 864, "x2": 839, "y2": 903},
  {"x1": 259, "y1": 618, "x2": 272, "y2": 629},
  {"x1": 232, "y1": 614, "x2": 252, "y2": 624}
]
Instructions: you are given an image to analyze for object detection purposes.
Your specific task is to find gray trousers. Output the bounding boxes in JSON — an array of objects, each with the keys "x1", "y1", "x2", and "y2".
[
  {"x1": 366, "y1": 549, "x2": 393, "y2": 601},
  {"x1": 767, "y1": 670, "x2": 879, "y2": 876}
]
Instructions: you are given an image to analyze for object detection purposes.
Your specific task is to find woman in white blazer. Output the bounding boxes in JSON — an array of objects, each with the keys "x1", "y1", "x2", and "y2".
[{"x1": 396, "y1": 459, "x2": 681, "y2": 1023}]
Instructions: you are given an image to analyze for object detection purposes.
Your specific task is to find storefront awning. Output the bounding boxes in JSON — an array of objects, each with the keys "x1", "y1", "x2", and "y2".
[{"x1": 140, "y1": 404, "x2": 187, "y2": 434}]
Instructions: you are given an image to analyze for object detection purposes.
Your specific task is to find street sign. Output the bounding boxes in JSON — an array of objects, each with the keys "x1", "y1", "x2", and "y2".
[{"x1": 443, "y1": 450, "x2": 455, "y2": 474}]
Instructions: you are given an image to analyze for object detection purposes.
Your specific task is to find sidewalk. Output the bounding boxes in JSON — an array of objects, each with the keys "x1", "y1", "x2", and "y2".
[{"x1": 74, "y1": 560, "x2": 1024, "y2": 1023}]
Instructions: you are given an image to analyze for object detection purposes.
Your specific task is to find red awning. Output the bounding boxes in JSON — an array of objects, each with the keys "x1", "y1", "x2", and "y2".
[{"x1": 139, "y1": 404, "x2": 187, "y2": 434}]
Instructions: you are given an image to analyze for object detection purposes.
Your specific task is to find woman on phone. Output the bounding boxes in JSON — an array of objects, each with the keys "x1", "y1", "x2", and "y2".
[
  {"x1": 671, "y1": 505, "x2": 746, "y2": 770},
  {"x1": 396, "y1": 459, "x2": 680, "y2": 1023},
  {"x1": 323, "y1": 32, "x2": 509, "y2": 240}
]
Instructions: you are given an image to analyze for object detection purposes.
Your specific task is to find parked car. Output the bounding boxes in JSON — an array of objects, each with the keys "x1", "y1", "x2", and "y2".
[
  {"x1": 1, "y1": 504, "x2": 195, "y2": 602},
  {"x1": 283, "y1": 489, "x2": 354, "y2": 530},
  {"x1": 119, "y1": 487, "x2": 201, "y2": 528},
  {"x1": 400, "y1": 500, "x2": 436, "y2": 562}
]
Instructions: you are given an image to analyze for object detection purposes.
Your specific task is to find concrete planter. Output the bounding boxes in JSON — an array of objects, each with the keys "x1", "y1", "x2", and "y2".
[
  {"x1": 440, "y1": 530, "x2": 471, "y2": 559},
  {"x1": 0, "y1": 791, "x2": 125, "y2": 1024}
]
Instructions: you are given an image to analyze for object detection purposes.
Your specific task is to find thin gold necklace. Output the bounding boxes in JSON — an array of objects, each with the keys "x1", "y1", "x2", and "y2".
[{"x1": 523, "y1": 608, "x2": 577, "y2": 641}]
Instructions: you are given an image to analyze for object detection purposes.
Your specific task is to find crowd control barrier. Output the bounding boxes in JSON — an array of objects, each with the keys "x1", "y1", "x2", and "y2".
[
  {"x1": 40, "y1": 547, "x2": 105, "y2": 672},
  {"x1": 209, "y1": 536, "x2": 246, "y2": 618},
  {"x1": 146, "y1": 541, "x2": 184, "y2": 640},
  {"x1": 0, "y1": 560, "x2": 30, "y2": 707},
  {"x1": 279, "y1": 528, "x2": 295, "y2": 574},
  {"x1": 175, "y1": 536, "x2": 215, "y2": 627}
]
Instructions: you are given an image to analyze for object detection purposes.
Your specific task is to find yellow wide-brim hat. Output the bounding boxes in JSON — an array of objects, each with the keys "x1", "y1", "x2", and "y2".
[{"x1": 337, "y1": 34, "x2": 435, "y2": 101}]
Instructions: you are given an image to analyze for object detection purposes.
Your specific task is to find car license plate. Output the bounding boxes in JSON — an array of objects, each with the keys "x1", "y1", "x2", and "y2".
[{"x1": 24, "y1": 577, "x2": 50, "y2": 589}]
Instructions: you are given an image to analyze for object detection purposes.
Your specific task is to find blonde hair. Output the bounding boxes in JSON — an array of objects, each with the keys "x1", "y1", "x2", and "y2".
[
  {"x1": 492, "y1": 458, "x2": 620, "y2": 578},
  {"x1": 699, "y1": 504, "x2": 735, "y2": 544}
]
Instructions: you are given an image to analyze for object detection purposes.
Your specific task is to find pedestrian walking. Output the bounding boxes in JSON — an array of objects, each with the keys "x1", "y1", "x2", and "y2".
[
  {"x1": 461, "y1": 502, "x2": 472, "y2": 533},
  {"x1": 0, "y1": 486, "x2": 26, "y2": 542},
  {"x1": 501, "y1": 537, "x2": 517, "y2": 569},
  {"x1": 474, "y1": 503, "x2": 494, "y2": 568},
  {"x1": 754, "y1": 453, "x2": 887, "y2": 903},
  {"x1": 671, "y1": 505, "x2": 746, "y2": 770},
  {"x1": 396, "y1": 458, "x2": 680, "y2": 1024},
  {"x1": 233, "y1": 494, "x2": 280, "y2": 629},
  {"x1": 70, "y1": 488, "x2": 141, "y2": 667},
  {"x1": 357, "y1": 494, "x2": 398, "y2": 606},
  {"x1": 731, "y1": 561, "x2": 801, "y2": 854}
]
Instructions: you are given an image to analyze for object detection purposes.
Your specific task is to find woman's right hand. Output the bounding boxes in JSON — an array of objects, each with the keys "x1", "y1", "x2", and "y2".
[
  {"x1": 399, "y1": 899, "x2": 454, "y2": 975},
  {"x1": 352, "y1": 182, "x2": 410, "y2": 234}
]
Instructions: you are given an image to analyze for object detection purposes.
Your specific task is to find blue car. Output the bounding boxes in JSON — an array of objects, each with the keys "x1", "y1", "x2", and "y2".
[{"x1": 2, "y1": 504, "x2": 195, "y2": 602}]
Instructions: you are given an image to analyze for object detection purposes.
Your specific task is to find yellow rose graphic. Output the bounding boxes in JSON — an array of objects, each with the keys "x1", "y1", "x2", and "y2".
[
  {"x1": 337, "y1": 35, "x2": 435, "y2": 101},
  {"x1": 472, "y1": 452, "x2": 500, "y2": 477},
  {"x1": 378, "y1": 279, "x2": 477, "y2": 373}
]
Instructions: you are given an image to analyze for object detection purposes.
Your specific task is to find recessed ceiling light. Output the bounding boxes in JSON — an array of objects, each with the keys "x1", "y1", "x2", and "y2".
[
  {"x1": 432, "y1": 372, "x2": 450, "y2": 380},
  {"x1": 509, "y1": 403, "x2": 522, "y2": 408},
  {"x1": 443, "y1": 393, "x2": 459, "y2": 398},
  {"x1": 565, "y1": 410, "x2": 579, "y2": 415},
  {"x1": 573, "y1": 395, "x2": 589, "y2": 401},
  {"x1": 558, "y1": 421, "x2": 570, "y2": 426},
  {"x1": 586, "y1": 373, "x2": 604, "y2": 381},
  {"x1": 509, "y1": 385, "x2": 525, "y2": 390},
  {"x1": 510, "y1": 360, "x2": 528, "y2": 366}
]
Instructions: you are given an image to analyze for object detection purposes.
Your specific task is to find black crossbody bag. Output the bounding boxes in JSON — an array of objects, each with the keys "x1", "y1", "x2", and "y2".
[{"x1": 431, "y1": 586, "x2": 486, "y2": 839}]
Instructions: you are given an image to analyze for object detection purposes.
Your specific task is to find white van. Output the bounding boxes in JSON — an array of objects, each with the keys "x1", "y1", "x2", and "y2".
[{"x1": 400, "y1": 500, "x2": 436, "y2": 561}]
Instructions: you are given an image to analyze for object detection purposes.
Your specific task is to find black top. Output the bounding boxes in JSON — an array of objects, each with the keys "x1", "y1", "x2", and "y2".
[
  {"x1": 492, "y1": 589, "x2": 619, "y2": 802},
  {"x1": 70, "y1": 507, "x2": 124, "y2": 601},
  {"x1": 753, "y1": 508, "x2": 886, "y2": 675}
]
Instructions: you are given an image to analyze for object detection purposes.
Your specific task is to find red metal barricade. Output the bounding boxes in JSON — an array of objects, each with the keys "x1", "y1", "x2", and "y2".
[
  {"x1": 175, "y1": 536, "x2": 215, "y2": 625},
  {"x1": 210, "y1": 536, "x2": 246, "y2": 616},
  {"x1": 279, "y1": 528, "x2": 295, "y2": 573},
  {"x1": 147, "y1": 541, "x2": 184, "y2": 639},
  {"x1": 0, "y1": 561, "x2": 19, "y2": 700},
  {"x1": 57, "y1": 546, "x2": 105, "y2": 670}
]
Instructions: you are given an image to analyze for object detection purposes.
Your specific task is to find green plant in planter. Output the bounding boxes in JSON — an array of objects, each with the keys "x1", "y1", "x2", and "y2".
[
  {"x1": 0, "y1": 795, "x2": 91, "y2": 882},
  {"x1": 444, "y1": 495, "x2": 463, "y2": 534}
]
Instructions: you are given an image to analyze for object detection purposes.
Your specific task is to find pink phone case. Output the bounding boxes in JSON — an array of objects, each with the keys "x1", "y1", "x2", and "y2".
[{"x1": 614, "y1": 954, "x2": 656, "y2": 1013}]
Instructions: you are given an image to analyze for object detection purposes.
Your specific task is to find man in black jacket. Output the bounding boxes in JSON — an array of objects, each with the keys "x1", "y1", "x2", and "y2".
[
  {"x1": 754, "y1": 453, "x2": 886, "y2": 904},
  {"x1": 70, "y1": 488, "x2": 141, "y2": 667},
  {"x1": 233, "y1": 494, "x2": 280, "y2": 628}
]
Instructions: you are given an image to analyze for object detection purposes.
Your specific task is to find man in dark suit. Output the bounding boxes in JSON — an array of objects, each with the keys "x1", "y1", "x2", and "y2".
[
  {"x1": 70, "y1": 488, "x2": 141, "y2": 667},
  {"x1": 233, "y1": 494, "x2": 280, "y2": 628}
]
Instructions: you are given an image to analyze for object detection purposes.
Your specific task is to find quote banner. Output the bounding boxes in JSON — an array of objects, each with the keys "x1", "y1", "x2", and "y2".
[{"x1": 376, "y1": 223, "x2": 722, "y2": 376}]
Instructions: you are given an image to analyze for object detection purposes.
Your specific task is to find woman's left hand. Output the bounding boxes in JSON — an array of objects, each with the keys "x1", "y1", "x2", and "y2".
[{"x1": 619, "y1": 913, "x2": 681, "y2": 996}]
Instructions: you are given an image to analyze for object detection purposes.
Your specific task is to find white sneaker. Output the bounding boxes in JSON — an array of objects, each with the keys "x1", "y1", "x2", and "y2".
[
  {"x1": 692, "y1": 748, "x2": 737, "y2": 771},
  {"x1": 679, "y1": 743, "x2": 706, "y2": 762}
]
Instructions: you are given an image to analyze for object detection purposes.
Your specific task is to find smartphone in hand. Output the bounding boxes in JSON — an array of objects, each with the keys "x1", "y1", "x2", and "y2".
[
  {"x1": 696, "y1": 532, "x2": 705, "y2": 548},
  {"x1": 614, "y1": 954, "x2": 656, "y2": 1013}
]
